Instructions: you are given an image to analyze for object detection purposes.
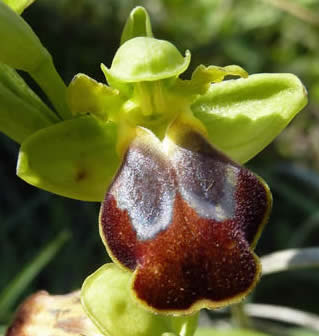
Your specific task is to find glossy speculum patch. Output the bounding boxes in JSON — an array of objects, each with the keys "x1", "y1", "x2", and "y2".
[{"x1": 100, "y1": 126, "x2": 271, "y2": 314}]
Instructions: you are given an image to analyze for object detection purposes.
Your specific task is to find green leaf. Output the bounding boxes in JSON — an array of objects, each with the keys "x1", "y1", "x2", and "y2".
[
  {"x1": 195, "y1": 328, "x2": 269, "y2": 336},
  {"x1": 81, "y1": 263, "x2": 198, "y2": 336},
  {"x1": 0, "y1": 2, "x2": 70, "y2": 120},
  {"x1": 0, "y1": 76, "x2": 54, "y2": 143},
  {"x1": 120, "y1": 6, "x2": 153, "y2": 45},
  {"x1": 0, "y1": 230, "x2": 69, "y2": 318},
  {"x1": 0, "y1": 1, "x2": 50, "y2": 72},
  {"x1": 1, "y1": 0, "x2": 36, "y2": 14},
  {"x1": 191, "y1": 73, "x2": 307, "y2": 163},
  {"x1": 17, "y1": 116, "x2": 120, "y2": 201},
  {"x1": 0, "y1": 62, "x2": 59, "y2": 123}
]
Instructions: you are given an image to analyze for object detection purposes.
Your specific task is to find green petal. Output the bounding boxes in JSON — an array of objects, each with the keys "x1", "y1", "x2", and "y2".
[
  {"x1": 67, "y1": 73, "x2": 123, "y2": 121},
  {"x1": 17, "y1": 116, "x2": 120, "y2": 201},
  {"x1": 1, "y1": 0, "x2": 36, "y2": 14},
  {"x1": 120, "y1": 6, "x2": 153, "y2": 45},
  {"x1": 191, "y1": 73, "x2": 307, "y2": 163},
  {"x1": 0, "y1": 2, "x2": 50, "y2": 72},
  {"x1": 106, "y1": 37, "x2": 191, "y2": 83},
  {"x1": 81, "y1": 263, "x2": 198, "y2": 336}
]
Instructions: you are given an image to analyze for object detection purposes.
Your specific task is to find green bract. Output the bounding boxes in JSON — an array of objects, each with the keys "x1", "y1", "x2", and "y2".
[{"x1": 81, "y1": 263, "x2": 198, "y2": 336}]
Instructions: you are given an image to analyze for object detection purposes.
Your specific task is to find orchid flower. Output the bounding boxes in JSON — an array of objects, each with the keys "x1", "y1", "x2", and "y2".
[{"x1": 0, "y1": 3, "x2": 307, "y2": 336}]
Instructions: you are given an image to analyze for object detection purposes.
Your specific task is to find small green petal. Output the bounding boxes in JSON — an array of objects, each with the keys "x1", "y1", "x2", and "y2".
[
  {"x1": 2, "y1": 0, "x2": 36, "y2": 14},
  {"x1": 17, "y1": 116, "x2": 120, "y2": 201},
  {"x1": 191, "y1": 73, "x2": 307, "y2": 163},
  {"x1": 107, "y1": 37, "x2": 191, "y2": 83},
  {"x1": 0, "y1": 77, "x2": 53, "y2": 143},
  {"x1": 81, "y1": 263, "x2": 198, "y2": 336},
  {"x1": 192, "y1": 65, "x2": 248, "y2": 85},
  {"x1": 174, "y1": 64, "x2": 248, "y2": 97},
  {"x1": 67, "y1": 73, "x2": 123, "y2": 121},
  {"x1": 0, "y1": 1, "x2": 51, "y2": 72},
  {"x1": 120, "y1": 6, "x2": 153, "y2": 45}
]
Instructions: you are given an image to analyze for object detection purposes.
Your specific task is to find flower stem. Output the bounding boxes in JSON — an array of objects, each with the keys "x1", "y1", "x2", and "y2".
[{"x1": 230, "y1": 302, "x2": 252, "y2": 329}]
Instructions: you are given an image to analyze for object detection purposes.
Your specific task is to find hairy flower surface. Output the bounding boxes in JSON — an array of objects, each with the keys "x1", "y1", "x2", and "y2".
[{"x1": 99, "y1": 122, "x2": 271, "y2": 313}]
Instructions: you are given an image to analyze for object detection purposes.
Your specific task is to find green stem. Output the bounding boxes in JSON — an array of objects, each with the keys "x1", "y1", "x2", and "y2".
[
  {"x1": 183, "y1": 312, "x2": 199, "y2": 336},
  {"x1": 31, "y1": 58, "x2": 71, "y2": 120},
  {"x1": 230, "y1": 302, "x2": 252, "y2": 329}
]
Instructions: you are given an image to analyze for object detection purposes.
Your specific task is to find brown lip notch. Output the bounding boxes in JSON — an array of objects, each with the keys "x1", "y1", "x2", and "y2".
[{"x1": 99, "y1": 125, "x2": 272, "y2": 314}]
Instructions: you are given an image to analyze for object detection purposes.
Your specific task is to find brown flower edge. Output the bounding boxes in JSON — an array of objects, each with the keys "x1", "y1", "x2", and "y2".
[
  {"x1": 5, "y1": 291, "x2": 101, "y2": 336},
  {"x1": 99, "y1": 120, "x2": 272, "y2": 314}
]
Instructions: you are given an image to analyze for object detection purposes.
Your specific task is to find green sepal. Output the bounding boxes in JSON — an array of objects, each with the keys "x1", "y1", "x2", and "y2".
[
  {"x1": 0, "y1": 63, "x2": 59, "y2": 124},
  {"x1": 191, "y1": 73, "x2": 307, "y2": 163},
  {"x1": 1, "y1": 0, "x2": 36, "y2": 14},
  {"x1": 81, "y1": 263, "x2": 198, "y2": 336},
  {"x1": 120, "y1": 6, "x2": 153, "y2": 45},
  {"x1": 106, "y1": 37, "x2": 191, "y2": 83},
  {"x1": 0, "y1": 1, "x2": 51, "y2": 72},
  {"x1": 0, "y1": 75, "x2": 54, "y2": 144},
  {"x1": 67, "y1": 73, "x2": 124, "y2": 121},
  {"x1": 17, "y1": 116, "x2": 120, "y2": 201}
]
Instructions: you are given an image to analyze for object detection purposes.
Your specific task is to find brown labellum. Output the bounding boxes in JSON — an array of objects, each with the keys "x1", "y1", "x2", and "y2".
[{"x1": 99, "y1": 125, "x2": 272, "y2": 314}]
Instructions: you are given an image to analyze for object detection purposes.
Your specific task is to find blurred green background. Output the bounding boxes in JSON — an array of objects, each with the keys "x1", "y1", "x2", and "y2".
[{"x1": 1, "y1": 0, "x2": 319, "y2": 333}]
